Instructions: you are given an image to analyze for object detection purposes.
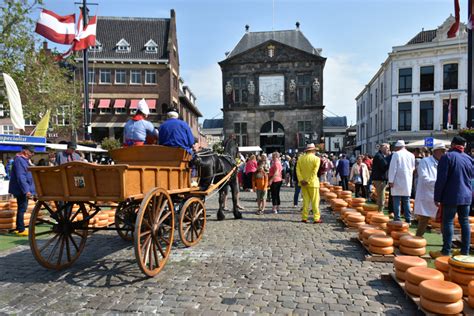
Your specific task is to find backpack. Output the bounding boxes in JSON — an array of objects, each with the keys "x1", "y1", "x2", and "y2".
[{"x1": 318, "y1": 158, "x2": 331, "y2": 176}]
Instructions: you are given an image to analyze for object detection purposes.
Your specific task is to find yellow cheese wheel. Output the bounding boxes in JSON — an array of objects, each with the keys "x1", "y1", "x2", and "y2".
[
  {"x1": 368, "y1": 234, "x2": 393, "y2": 247},
  {"x1": 420, "y1": 296, "x2": 463, "y2": 315},
  {"x1": 347, "y1": 221, "x2": 365, "y2": 228},
  {"x1": 97, "y1": 213, "x2": 108, "y2": 221},
  {"x1": 468, "y1": 295, "x2": 474, "y2": 308},
  {"x1": 419, "y1": 280, "x2": 463, "y2": 303},
  {"x1": 399, "y1": 235, "x2": 427, "y2": 248},
  {"x1": 371, "y1": 215, "x2": 390, "y2": 223},
  {"x1": 362, "y1": 237, "x2": 370, "y2": 246},
  {"x1": 449, "y1": 255, "x2": 474, "y2": 271},
  {"x1": 352, "y1": 198, "x2": 366, "y2": 203},
  {"x1": 325, "y1": 193, "x2": 337, "y2": 199},
  {"x1": 387, "y1": 220, "x2": 410, "y2": 230},
  {"x1": 405, "y1": 267, "x2": 444, "y2": 285},
  {"x1": 399, "y1": 245, "x2": 426, "y2": 256},
  {"x1": 394, "y1": 256, "x2": 428, "y2": 272},
  {"x1": 368, "y1": 244, "x2": 394, "y2": 255},
  {"x1": 0, "y1": 217, "x2": 15, "y2": 224},
  {"x1": 346, "y1": 214, "x2": 365, "y2": 222},
  {"x1": 358, "y1": 224, "x2": 377, "y2": 234},
  {"x1": 405, "y1": 280, "x2": 420, "y2": 296},
  {"x1": 451, "y1": 265, "x2": 474, "y2": 275},
  {"x1": 0, "y1": 222, "x2": 15, "y2": 229},
  {"x1": 449, "y1": 269, "x2": 474, "y2": 285},
  {"x1": 374, "y1": 223, "x2": 387, "y2": 230},
  {"x1": 434, "y1": 256, "x2": 451, "y2": 273},
  {"x1": 362, "y1": 229, "x2": 386, "y2": 239},
  {"x1": 0, "y1": 210, "x2": 16, "y2": 218},
  {"x1": 395, "y1": 269, "x2": 406, "y2": 281},
  {"x1": 362, "y1": 204, "x2": 379, "y2": 212},
  {"x1": 391, "y1": 230, "x2": 413, "y2": 240}
]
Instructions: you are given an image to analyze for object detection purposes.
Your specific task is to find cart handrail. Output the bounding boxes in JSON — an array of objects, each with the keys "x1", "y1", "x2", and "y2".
[{"x1": 191, "y1": 167, "x2": 237, "y2": 196}]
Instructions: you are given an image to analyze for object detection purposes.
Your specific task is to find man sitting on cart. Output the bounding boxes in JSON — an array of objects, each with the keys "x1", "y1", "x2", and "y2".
[
  {"x1": 158, "y1": 107, "x2": 194, "y2": 155},
  {"x1": 123, "y1": 99, "x2": 159, "y2": 147}
]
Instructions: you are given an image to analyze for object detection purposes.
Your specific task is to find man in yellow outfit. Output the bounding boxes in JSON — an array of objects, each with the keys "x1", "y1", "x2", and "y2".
[{"x1": 296, "y1": 143, "x2": 322, "y2": 223}]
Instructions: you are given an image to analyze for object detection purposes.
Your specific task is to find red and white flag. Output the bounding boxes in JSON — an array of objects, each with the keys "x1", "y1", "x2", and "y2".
[
  {"x1": 35, "y1": 9, "x2": 76, "y2": 45},
  {"x1": 447, "y1": 0, "x2": 460, "y2": 38},
  {"x1": 72, "y1": 12, "x2": 97, "y2": 51}
]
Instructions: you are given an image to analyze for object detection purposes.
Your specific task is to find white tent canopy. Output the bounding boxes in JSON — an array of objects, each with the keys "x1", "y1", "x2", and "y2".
[
  {"x1": 238, "y1": 146, "x2": 262, "y2": 153},
  {"x1": 45, "y1": 143, "x2": 107, "y2": 153},
  {"x1": 405, "y1": 138, "x2": 451, "y2": 148}
]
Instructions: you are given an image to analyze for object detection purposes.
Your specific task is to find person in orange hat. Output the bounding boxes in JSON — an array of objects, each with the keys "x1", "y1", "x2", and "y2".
[{"x1": 296, "y1": 143, "x2": 322, "y2": 223}]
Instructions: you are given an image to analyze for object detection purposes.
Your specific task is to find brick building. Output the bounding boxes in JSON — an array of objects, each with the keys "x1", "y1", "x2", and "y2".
[
  {"x1": 219, "y1": 24, "x2": 326, "y2": 153},
  {"x1": 76, "y1": 10, "x2": 202, "y2": 142}
]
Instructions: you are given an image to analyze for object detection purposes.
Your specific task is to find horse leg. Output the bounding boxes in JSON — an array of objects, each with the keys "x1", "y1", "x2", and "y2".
[
  {"x1": 230, "y1": 177, "x2": 242, "y2": 219},
  {"x1": 217, "y1": 188, "x2": 226, "y2": 221}
]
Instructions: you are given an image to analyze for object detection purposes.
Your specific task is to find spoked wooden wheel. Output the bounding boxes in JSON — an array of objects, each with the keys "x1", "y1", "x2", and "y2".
[
  {"x1": 179, "y1": 197, "x2": 206, "y2": 247},
  {"x1": 29, "y1": 201, "x2": 90, "y2": 270},
  {"x1": 134, "y1": 188, "x2": 174, "y2": 277},
  {"x1": 115, "y1": 200, "x2": 140, "y2": 241}
]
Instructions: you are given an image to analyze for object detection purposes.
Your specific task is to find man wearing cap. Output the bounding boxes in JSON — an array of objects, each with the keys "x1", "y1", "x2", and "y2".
[
  {"x1": 414, "y1": 143, "x2": 447, "y2": 237},
  {"x1": 55, "y1": 142, "x2": 81, "y2": 165},
  {"x1": 388, "y1": 140, "x2": 415, "y2": 223},
  {"x1": 123, "y1": 99, "x2": 159, "y2": 147},
  {"x1": 296, "y1": 143, "x2": 322, "y2": 223},
  {"x1": 158, "y1": 108, "x2": 194, "y2": 155},
  {"x1": 8, "y1": 145, "x2": 36, "y2": 236},
  {"x1": 431, "y1": 136, "x2": 474, "y2": 258}
]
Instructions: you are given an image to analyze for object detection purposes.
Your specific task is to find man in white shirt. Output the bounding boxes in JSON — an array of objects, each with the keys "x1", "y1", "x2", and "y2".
[{"x1": 388, "y1": 140, "x2": 415, "y2": 224}]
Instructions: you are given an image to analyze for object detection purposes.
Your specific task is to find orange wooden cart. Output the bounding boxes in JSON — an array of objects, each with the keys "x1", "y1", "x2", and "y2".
[{"x1": 27, "y1": 146, "x2": 235, "y2": 277}]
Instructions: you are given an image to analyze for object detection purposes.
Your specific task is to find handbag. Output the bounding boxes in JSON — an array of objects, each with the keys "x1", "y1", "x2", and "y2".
[
  {"x1": 352, "y1": 175, "x2": 362, "y2": 184},
  {"x1": 435, "y1": 204, "x2": 442, "y2": 223}
]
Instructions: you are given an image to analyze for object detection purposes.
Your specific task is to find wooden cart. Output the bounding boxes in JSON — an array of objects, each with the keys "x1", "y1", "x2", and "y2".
[{"x1": 27, "y1": 146, "x2": 234, "y2": 277}]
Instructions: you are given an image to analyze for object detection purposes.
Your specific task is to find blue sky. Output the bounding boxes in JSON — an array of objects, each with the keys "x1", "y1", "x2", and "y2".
[{"x1": 41, "y1": 0, "x2": 469, "y2": 124}]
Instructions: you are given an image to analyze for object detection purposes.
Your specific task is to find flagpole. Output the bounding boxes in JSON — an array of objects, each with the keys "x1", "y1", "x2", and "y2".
[
  {"x1": 82, "y1": 0, "x2": 91, "y2": 141},
  {"x1": 468, "y1": 0, "x2": 473, "y2": 128}
]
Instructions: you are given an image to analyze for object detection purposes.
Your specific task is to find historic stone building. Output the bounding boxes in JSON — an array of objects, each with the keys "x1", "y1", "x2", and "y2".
[{"x1": 219, "y1": 24, "x2": 326, "y2": 153}]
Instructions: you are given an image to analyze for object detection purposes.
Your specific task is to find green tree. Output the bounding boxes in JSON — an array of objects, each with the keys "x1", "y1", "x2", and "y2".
[{"x1": 100, "y1": 137, "x2": 121, "y2": 151}]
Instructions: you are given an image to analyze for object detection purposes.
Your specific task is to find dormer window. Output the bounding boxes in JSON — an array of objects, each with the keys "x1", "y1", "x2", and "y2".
[
  {"x1": 144, "y1": 39, "x2": 158, "y2": 53},
  {"x1": 115, "y1": 38, "x2": 130, "y2": 53},
  {"x1": 267, "y1": 45, "x2": 275, "y2": 58},
  {"x1": 89, "y1": 40, "x2": 102, "y2": 52}
]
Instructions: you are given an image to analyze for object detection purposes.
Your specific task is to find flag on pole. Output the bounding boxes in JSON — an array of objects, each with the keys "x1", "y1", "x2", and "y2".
[
  {"x1": 2, "y1": 73, "x2": 25, "y2": 130},
  {"x1": 447, "y1": 94, "x2": 452, "y2": 129},
  {"x1": 33, "y1": 109, "x2": 51, "y2": 137},
  {"x1": 35, "y1": 9, "x2": 76, "y2": 45},
  {"x1": 72, "y1": 13, "x2": 97, "y2": 51},
  {"x1": 448, "y1": 0, "x2": 460, "y2": 38}
]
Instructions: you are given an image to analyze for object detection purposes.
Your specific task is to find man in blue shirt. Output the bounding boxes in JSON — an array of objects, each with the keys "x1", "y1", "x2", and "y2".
[
  {"x1": 8, "y1": 145, "x2": 36, "y2": 236},
  {"x1": 335, "y1": 154, "x2": 350, "y2": 190},
  {"x1": 158, "y1": 108, "x2": 194, "y2": 155},
  {"x1": 123, "y1": 99, "x2": 158, "y2": 146}
]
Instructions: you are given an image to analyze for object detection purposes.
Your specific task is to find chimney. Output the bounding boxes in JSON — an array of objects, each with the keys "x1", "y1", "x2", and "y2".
[
  {"x1": 245, "y1": 24, "x2": 249, "y2": 33},
  {"x1": 42, "y1": 41, "x2": 48, "y2": 51},
  {"x1": 296, "y1": 22, "x2": 300, "y2": 30},
  {"x1": 225, "y1": 51, "x2": 230, "y2": 57}
]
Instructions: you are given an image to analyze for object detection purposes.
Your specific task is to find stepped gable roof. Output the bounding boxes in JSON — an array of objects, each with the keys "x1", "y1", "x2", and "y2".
[
  {"x1": 406, "y1": 29, "x2": 437, "y2": 45},
  {"x1": 202, "y1": 119, "x2": 223, "y2": 129},
  {"x1": 92, "y1": 16, "x2": 170, "y2": 60},
  {"x1": 323, "y1": 116, "x2": 347, "y2": 127},
  {"x1": 226, "y1": 29, "x2": 319, "y2": 59}
]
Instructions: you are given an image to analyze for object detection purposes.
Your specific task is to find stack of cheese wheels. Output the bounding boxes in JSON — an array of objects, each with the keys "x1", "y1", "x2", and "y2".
[
  {"x1": 346, "y1": 213, "x2": 366, "y2": 228},
  {"x1": 348, "y1": 182, "x2": 355, "y2": 192},
  {"x1": 399, "y1": 235, "x2": 427, "y2": 256},
  {"x1": 319, "y1": 187, "x2": 330, "y2": 199},
  {"x1": 338, "y1": 190, "x2": 352, "y2": 199},
  {"x1": 365, "y1": 211, "x2": 377, "y2": 224},
  {"x1": 370, "y1": 213, "x2": 390, "y2": 230},
  {"x1": 386, "y1": 220, "x2": 409, "y2": 235},
  {"x1": 419, "y1": 280, "x2": 463, "y2": 315},
  {"x1": 448, "y1": 255, "x2": 474, "y2": 296},
  {"x1": 434, "y1": 256, "x2": 451, "y2": 281},
  {"x1": 391, "y1": 230, "x2": 413, "y2": 247},
  {"x1": 325, "y1": 192, "x2": 338, "y2": 204},
  {"x1": 468, "y1": 280, "x2": 474, "y2": 308},
  {"x1": 331, "y1": 199, "x2": 348, "y2": 213},
  {"x1": 0, "y1": 200, "x2": 15, "y2": 230},
  {"x1": 361, "y1": 229, "x2": 386, "y2": 247},
  {"x1": 358, "y1": 224, "x2": 377, "y2": 241},
  {"x1": 332, "y1": 185, "x2": 343, "y2": 192},
  {"x1": 454, "y1": 216, "x2": 474, "y2": 229},
  {"x1": 351, "y1": 198, "x2": 366, "y2": 212},
  {"x1": 361, "y1": 203, "x2": 378, "y2": 216},
  {"x1": 341, "y1": 208, "x2": 359, "y2": 222},
  {"x1": 393, "y1": 256, "x2": 427, "y2": 282},
  {"x1": 368, "y1": 234, "x2": 394, "y2": 255},
  {"x1": 405, "y1": 267, "x2": 444, "y2": 296},
  {"x1": 95, "y1": 212, "x2": 109, "y2": 227}
]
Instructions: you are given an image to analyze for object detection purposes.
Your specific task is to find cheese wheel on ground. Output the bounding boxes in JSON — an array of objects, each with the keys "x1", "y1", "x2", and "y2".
[
  {"x1": 0, "y1": 217, "x2": 15, "y2": 224},
  {"x1": 419, "y1": 280, "x2": 463, "y2": 303},
  {"x1": 399, "y1": 235, "x2": 427, "y2": 248},
  {"x1": 391, "y1": 230, "x2": 413, "y2": 240},
  {"x1": 0, "y1": 210, "x2": 15, "y2": 218},
  {"x1": 399, "y1": 245, "x2": 426, "y2": 256},
  {"x1": 362, "y1": 204, "x2": 379, "y2": 212},
  {"x1": 369, "y1": 244, "x2": 394, "y2": 255},
  {"x1": 97, "y1": 213, "x2": 109, "y2": 221},
  {"x1": 371, "y1": 215, "x2": 390, "y2": 223},
  {"x1": 434, "y1": 256, "x2": 451, "y2": 273},
  {"x1": 449, "y1": 269, "x2": 474, "y2": 285},
  {"x1": 368, "y1": 234, "x2": 393, "y2": 247},
  {"x1": 387, "y1": 220, "x2": 410, "y2": 231},
  {"x1": 405, "y1": 267, "x2": 444, "y2": 285},
  {"x1": 352, "y1": 197, "x2": 366, "y2": 203},
  {"x1": 395, "y1": 269, "x2": 406, "y2": 281},
  {"x1": 347, "y1": 221, "x2": 365, "y2": 228},
  {"x1": 420, "y1": 296, "x2": 463, "y2": 315},
  {"x1": 362, "y1": 229, "x2": 386, "y2": 239},
  {"x1": 449, "y1": 255, "x2": 474, "y2": 272},
  {"x1": 394, "y1": 256, "x2": 427, "y2": 272},
  {"x1": 0, "y1": 223, "x2": 15, "y2": 229},
  {"x1": 358, "y1": 224, "x2": 377, "y2": 234},
  {"x1": 450, "y1": 265, "x2": 474, "y2": 275},
  {"x1": 346, "y1": 214, "x2": 365, "y2": 222},
  {"x1": 405, "y1": 280, "x2": 420, "y2": 296}
]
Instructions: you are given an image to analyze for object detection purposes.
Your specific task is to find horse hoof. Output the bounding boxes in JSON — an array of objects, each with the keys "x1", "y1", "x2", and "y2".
[
  {"x1": 217, "y1": 211, "x2": 226, "y2": 221},
  {"x1": 233, "y1": 211, "x2": 243, "y2": 219}
]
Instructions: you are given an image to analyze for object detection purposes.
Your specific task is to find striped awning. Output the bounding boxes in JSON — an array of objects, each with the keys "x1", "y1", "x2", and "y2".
[
  {"x1": 129, "y1": 99, "x2": 140, "y2": 109},
  {"x1": 114, "y1": 99, "x2": 126, "y2": 108},
  {"x1": 146, "y1": 99, "x2": 156, "y2": 109},
  {"x1": 98, "y1": 99, "x2": 111, "y2": 108}
]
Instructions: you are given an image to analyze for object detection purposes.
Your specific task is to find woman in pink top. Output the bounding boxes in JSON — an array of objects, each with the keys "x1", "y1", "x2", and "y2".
[
  {"x1": 269, "y1": 152, "x2": 283, "y2": 213},
  {"x1": 244, "y1": 155, "x2": 258, "y2": 191}
]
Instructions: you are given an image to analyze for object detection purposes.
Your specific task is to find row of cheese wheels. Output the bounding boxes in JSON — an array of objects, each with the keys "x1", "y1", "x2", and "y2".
[
  {"x1": 394, "y1": 256, "x2": 464, "y2": 314},
  {"x1": 0, "y1": 199, "x2": 36, "y2": 230}
]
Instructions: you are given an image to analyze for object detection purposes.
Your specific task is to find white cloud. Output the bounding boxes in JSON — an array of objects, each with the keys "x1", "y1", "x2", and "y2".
[{"x1": 323, "y1": 54, "x2": 377, "y2": 126}]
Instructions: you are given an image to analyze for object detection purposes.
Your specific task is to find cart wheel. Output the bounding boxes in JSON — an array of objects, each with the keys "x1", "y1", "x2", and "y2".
[
  {"x1": 179, "y1": 197, "x2": 206, "y2": 247},
  {"x1": 134, "y1": 188, "x2": 174, "y2": 277},
  {"x1": 115, "y1": 201, "x2": 140, "y2": 241},
  {"x1": 29, "y1": 201, "x2": 90, "y2": 270}
]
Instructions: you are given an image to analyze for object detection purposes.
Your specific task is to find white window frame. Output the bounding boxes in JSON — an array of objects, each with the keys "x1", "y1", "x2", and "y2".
[
  {"x1": 88, "y1": 69, "x2": 95, "y2": 84},
  {"x1": 115, "y1": 38, "x2": 130, "y2": 53},
  {"x1": 115, "y1": 70, "x2": 126, "y2": 84},
  {"x1": 100, "y1": 107, "x2": 111, "y2": 114},
  {"x1": 145, "y1": 70, "x2": 157, "y2": 85},
  {"x1": 130, "y1": 70, "x2": 142, "y2": 85},
  {"x1": 115, "y1": 108, "x2": 127, "y2": 115},
  {"x1": 2, "y1": 125, "x2": 14, "y2": 135},
  {"x1": 99, "y1": 69, "x2": 111, "y2": 84}
]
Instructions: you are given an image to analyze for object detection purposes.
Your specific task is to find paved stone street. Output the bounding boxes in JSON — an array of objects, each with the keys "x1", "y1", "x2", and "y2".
[{"x1": 0, "y1": 187, "x2": 419, "y2": 315}]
